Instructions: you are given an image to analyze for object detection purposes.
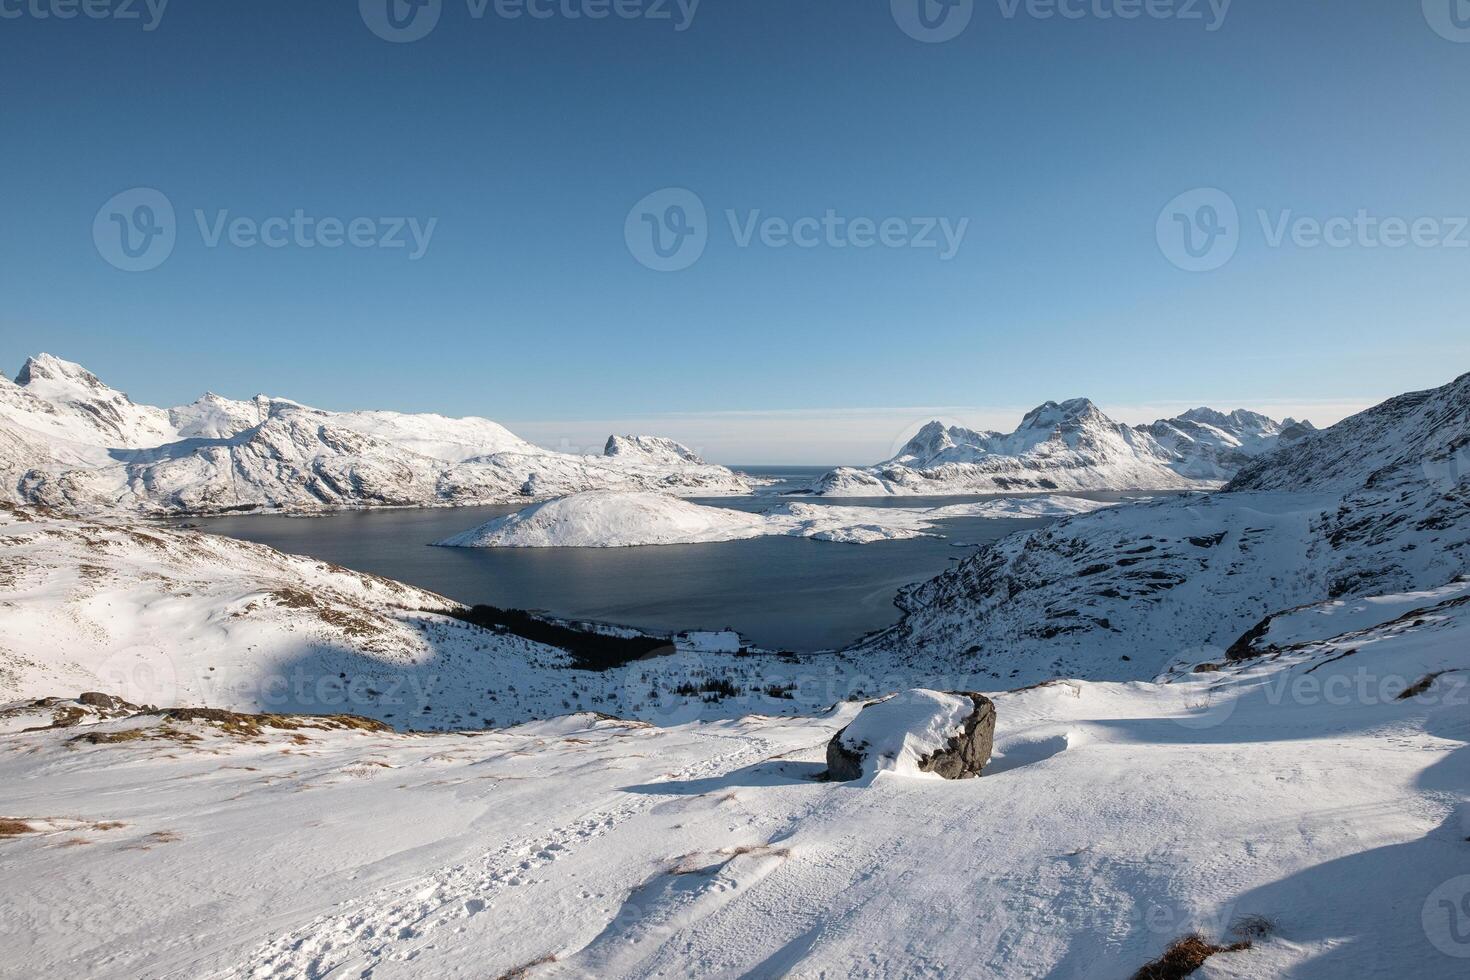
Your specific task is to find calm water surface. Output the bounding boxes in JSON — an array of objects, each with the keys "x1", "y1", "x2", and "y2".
[{"x1": 187, "y1": 469, "x2": 1145, "y2": 652}]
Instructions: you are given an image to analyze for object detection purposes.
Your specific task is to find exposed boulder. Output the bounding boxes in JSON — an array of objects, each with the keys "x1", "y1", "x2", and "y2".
[{"x1": 827, "y1": 690, "x2": 995, "y2": 781}]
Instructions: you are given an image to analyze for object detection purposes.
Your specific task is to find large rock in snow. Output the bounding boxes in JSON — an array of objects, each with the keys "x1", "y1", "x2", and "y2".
[{"x1": 826, "y1": 689, "x2": 995, "y2": 781}]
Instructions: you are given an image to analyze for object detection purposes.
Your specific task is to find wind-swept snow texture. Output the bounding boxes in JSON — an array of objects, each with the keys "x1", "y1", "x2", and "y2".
[
  {"x1": 4, "y1": 577, "x2": 1470, "y2": 978},
  {"x1": 0, "y1": 354, "x2": 757, "y2": 516},
  {"x1": 437, "y1": 490, "x2": 1116, "y2": 548},
  {"x1": 807, "y1": 398, "x2": 1313, "y2": 496}
]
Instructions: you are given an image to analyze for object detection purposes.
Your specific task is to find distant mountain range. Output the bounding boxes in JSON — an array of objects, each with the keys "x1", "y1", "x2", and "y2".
[
  {"x1": 805, "y1": 398, "x2": 1315, "y2": 495},
  {"x1": 855, "y1": 371, "x2": 1470, "y2": 685},
  {"x1": 0, "y1": 354, "x2": 755, "y2": 515}
]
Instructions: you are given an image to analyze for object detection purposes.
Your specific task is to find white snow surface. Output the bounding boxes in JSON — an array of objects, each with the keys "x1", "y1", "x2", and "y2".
[
  {"x1": 0, "y1": 354, "x2": 758, "y2": 516},
  {"x1": 437, "y1": 490, "x2": 1116, "y2": 548},
  {"x1": 807, "y1": 398, "x2": 1312, "y2": 496},
  {"x1": 835, "y1": 689, "x2": 974, "y2": 778},
  {"x1": 3, "y1": 576, "x2": 1470, "y2": 978}
]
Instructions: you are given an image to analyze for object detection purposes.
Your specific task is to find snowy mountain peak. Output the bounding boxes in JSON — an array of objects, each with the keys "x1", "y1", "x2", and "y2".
[
  {"x1": 892, "y1": 421, "x2": 961, "y2": 463},
  {"x1": 1018, "y1": 397, "x2": 1107, "y2": 431},
  {"x1": 16, "y1": 353, "x2": 110, "y2": 393},
  {"x1": 603, "y1": 435, "x2": 704, "y2": 464},
  {"x1": 812, "y1": 398, "x2": 1310, "y2": 496}
]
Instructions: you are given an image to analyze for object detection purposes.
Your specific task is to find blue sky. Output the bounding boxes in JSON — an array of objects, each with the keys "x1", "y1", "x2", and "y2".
[{"x1": 2, "y1": 0, "x2": 1468, "y2": 462}]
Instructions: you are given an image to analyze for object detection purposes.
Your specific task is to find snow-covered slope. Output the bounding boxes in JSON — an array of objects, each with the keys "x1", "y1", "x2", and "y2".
[
  {"x1": 437, "y1": 490, "x2": 1116, "y2": 548},
  {"x1": 0, "y1": 503, "x2": 853, "y2": 729},
  {"x1": 856, "y1": 372, "x2": 1470, "y2": 686},
  {"x1": 1142, "y1": 407, "x2": 1315, "y2": 481},
  {"x1": 808, "y1": 398, "x2": 1309, "y2": 496},
  {"x1": 3, "y1": 576, "x2": 1469, "y2": 978},
  {"x1": 0, "y1": 354, "x2": 757, "y2": 515}
]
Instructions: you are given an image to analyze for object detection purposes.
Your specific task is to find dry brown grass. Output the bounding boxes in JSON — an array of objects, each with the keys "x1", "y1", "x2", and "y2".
[
  {"x1": 70, "y1": 709, "x2": 390, "y2": 746},
  {"x1": 0, "y1": 819, "x2": 35, "y2": 838},
  {"x1": 1132, "y1": 934, "x2": 1251, "y2": 980},
  {"x1": 493, "y1": 954, "x2": 557, "y2": 980}
]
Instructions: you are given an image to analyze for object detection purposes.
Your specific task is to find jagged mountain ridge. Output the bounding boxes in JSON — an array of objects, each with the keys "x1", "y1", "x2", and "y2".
[
  {"x1": 852, "y1": 372, "x2": 1469, "y2": 685},
  {"x1": 0, "y1": 354, "x2": 756, "y2": 515},
  {"x1": 807, "y1": 397, "x2": 1312, "y2": 496}
]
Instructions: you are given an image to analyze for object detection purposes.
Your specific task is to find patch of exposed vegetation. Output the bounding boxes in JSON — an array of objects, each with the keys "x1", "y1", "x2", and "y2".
[
  {"x1": 447, "y1": 604, "x2": 673, "y2": 671},
  {"x1": 493, "y1": 955, "x2": 557, "y2": 980},
  {"x1": 1397, "y1": 670, "x2": 1460, "y2": 700},
  {"x1": 1132, "y1": 934, "x2": 1251, "y2": 980},
  {"x1": 0, "y1": 819, "x2": 36, "y2": 838},
  {"x1": 70, "y1": 708, "x2": 391, "y2": 745},
  {"x1": 670, "y1": 843, "x2": 792, "y2": 875}
]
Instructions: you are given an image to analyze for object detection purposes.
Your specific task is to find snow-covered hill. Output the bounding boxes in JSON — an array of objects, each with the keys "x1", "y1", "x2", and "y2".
[
  {"x1": 806, "y1": 398, "x2": 1311, "y2": 496},
  {"x1": 437, "y1": 490, "x2": 1116, "y2": 548},
  {"x1": 0, "y1": 502, "x2": 857, "y2": 729},
  {"x1": 856, "y1": 372, "x2": 1470, "y2": 686},
  {"x1": 0, "y1": 354, "x2": 757, "y2": 515}
]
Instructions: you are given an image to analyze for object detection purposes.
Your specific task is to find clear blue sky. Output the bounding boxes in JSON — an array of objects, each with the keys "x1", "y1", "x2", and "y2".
[{"x1": 2, "y1": 0, "x2": 1467, "y2": 462}]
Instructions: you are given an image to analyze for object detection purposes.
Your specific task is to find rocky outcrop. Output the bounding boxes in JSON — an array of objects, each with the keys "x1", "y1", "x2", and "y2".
[{"x1": 827, "y1": 690, "x2": 996, "y2": 781}]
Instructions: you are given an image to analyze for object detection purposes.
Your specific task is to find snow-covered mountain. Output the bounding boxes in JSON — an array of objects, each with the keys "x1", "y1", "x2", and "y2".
[
  {"x1": 854, "y1": 372, "x2": 1469, "y2": 685},
  {"x1": 0, "y1": 354, "x2": 757, "y2": 515},
  {"x1": 806, "y1": 398, "x2": 1311, "y2": 496},
  {"x1": 1141, "y1": 406, "x2": 1315, "y2": 481}
]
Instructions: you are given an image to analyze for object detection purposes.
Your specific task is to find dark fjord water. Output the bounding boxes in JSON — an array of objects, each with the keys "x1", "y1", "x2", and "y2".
[{"x1": 188, "y1": 469, "x2": 1143, "y2": 652}]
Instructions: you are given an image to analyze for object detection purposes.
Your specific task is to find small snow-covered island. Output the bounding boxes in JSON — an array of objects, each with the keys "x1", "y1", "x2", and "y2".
[
  {"x1": 434, "y1": 489, "x2": 1116, "y2": 548},
  {"x1": 1, "y1": 353, "x2": 1468, "y2": 979}
]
